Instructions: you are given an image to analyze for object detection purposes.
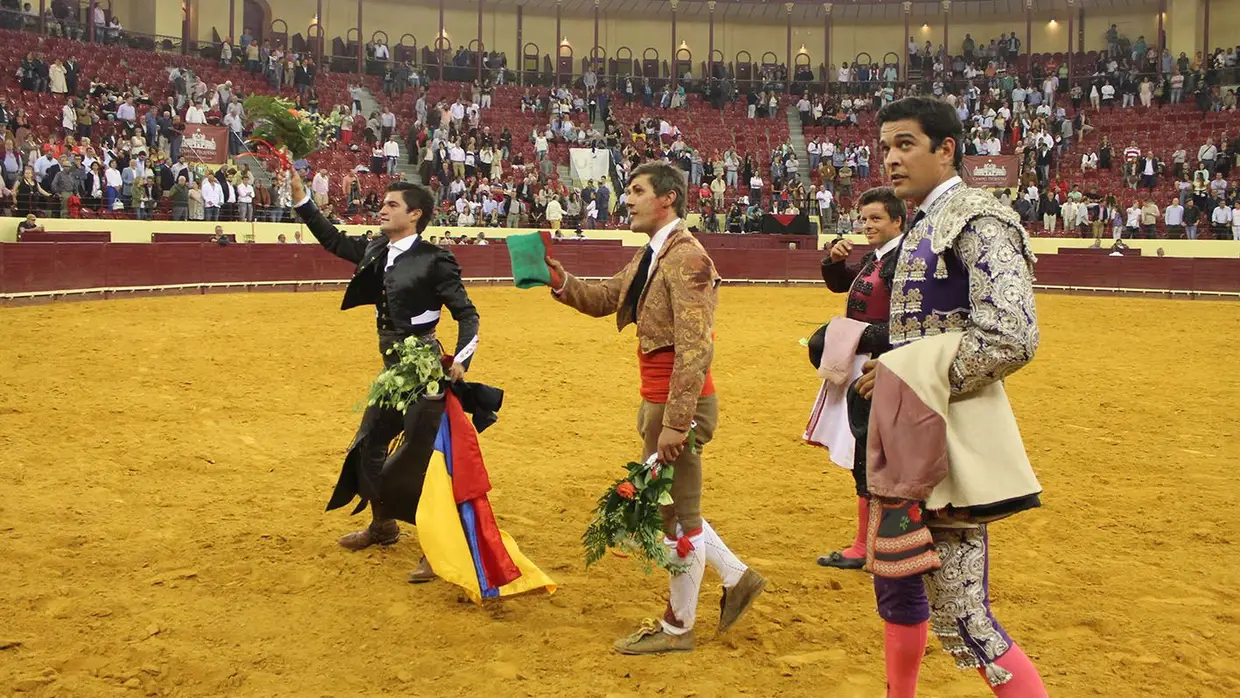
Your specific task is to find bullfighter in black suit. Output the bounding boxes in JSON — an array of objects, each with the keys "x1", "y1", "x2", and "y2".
[{"x1": 290, "y1": 170, "x2": 479, "y2": 583}]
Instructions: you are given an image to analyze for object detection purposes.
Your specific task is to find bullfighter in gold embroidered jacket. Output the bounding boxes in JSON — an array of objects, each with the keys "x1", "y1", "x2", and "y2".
[
  {"x1": 545, "y1": 162, "x2": 766, "y2": 656},
  {"x1": 859, "y1": 96, "x2": 1048, "y2": 697}
]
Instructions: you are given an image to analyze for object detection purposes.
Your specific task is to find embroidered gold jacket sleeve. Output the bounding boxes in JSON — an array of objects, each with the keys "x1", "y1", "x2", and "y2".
[
  {"x1": 948, "y1": 215, "x2": 1040, "y2": 395},
  {"x1": 554, "y1": 247, "x2": 645, "y2": 318},
  {"x1": 661, "y1": 244, "x2": 717, "y2": 431}
]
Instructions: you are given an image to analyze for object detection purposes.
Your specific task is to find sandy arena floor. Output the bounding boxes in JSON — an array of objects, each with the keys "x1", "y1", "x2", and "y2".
[{"x1": 1, "y1": 287, "x2": 1237, "y2": 697}]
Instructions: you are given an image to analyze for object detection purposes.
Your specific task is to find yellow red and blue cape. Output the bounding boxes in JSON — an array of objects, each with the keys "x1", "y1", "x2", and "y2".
[{"x1": 415, "y1": 391, "x2": 555, "y2": 604}]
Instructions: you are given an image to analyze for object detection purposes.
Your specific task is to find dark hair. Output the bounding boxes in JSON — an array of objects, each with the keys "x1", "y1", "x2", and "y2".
[
  {"x1": 877, "y1": 96, "x2": 964, "y2": 171},
  {"x1": 386, "y1": 181, "x2": 435, "y2": 234},
  {"x1": 628, "y1": 161, "x2": 687, "y2": 218},
  {"x1": 857, "y1": 186, "x2": 907, "y2": 228}
]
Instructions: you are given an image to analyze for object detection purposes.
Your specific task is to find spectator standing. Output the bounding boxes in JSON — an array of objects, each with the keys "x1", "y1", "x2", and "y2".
[
  {"x1": 1183, "y1": 199, "x2": 1201, "y2": 240},
  {"x1": 1199, "y1": 138, "x2": 1218, "y2": 173},
  {"x1": 1211, "y1": 199, "x2": 1232, "y2": 238},
  {"x1": 202, "y1": 174, "x2": 223, "y2": 220},
  {"x1": 1040, "y1": 191, "x2": 1060, "y2": 233},
  {"x1": 545, "y1": 195, "x2": 563, "y2": 230},
  {"x1": 1164, "y1": 198, "x2": 1184, "y2": 238},
  {"x1": 1140, "y1": 198, "x2": 1160, "y2": 238},
  {"x1": 235, "y1": 176, "x2": 254, "y2": 222}
]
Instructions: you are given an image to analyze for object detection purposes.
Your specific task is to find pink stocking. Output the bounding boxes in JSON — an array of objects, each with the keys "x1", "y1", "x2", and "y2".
[
  {"x1": 884, "y1": 621, "x2": 927, "y2": 698},
  {"x1": 981, "y1": 644, "x2": 1048, "y2": 698},
  {"x1": 842, "y1": 496, "x2": 869, "y2": 559}
]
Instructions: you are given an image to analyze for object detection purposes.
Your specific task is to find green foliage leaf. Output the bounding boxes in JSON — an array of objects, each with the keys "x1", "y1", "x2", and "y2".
[
  {"x1": 365, "y1": 339, "x2": 447, "y2": 414},
  {"x1": 581, "y1": 445, "x2": 696, "y2": 575},
  {"x1": 243, "y1": 95, "x2": 323, "y2": 160}
]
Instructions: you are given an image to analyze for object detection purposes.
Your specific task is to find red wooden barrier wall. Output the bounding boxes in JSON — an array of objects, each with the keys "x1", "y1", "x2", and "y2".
[{"x1": 1, "y1": 242, "x2": 1238, "y2": 296}]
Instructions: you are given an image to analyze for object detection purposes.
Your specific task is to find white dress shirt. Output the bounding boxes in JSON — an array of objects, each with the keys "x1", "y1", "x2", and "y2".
[
  {"x1": 385, "y1": 233, "x2": 418, "y2": 270},
  {"x1": 645, "y1": 217, "x2": 682, "y2": 280},
  {"x1": 202, "y1": 180, "x2": 223, "y2": 207},
  {"x1": 873, "y1": 234, "x2": 903, "y2": 260},
  {"x1": 917, "y1": 175, "x2": 963, "y2": 214}
]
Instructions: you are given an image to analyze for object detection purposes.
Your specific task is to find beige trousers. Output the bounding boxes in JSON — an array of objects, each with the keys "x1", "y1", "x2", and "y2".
[{"x1": 637, "y1": 395, "x2": 718, "y2": 538}]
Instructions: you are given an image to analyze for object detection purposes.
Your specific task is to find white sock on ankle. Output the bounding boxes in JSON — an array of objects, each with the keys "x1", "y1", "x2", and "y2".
[
  {"x1": 660, "y1": 532, "x2": 705, "y2": 636},
  {"x1": 701, "y1": 519, "x2": 748, "y2": 588}
]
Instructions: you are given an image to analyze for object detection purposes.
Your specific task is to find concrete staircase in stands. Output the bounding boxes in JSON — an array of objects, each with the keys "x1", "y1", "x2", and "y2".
[
  {"x1": 357, "y1": 86, "x2": 422, "y2": 185},
  {"x1": 785, "y1": 105, "x2": 811, "y2": 181}
]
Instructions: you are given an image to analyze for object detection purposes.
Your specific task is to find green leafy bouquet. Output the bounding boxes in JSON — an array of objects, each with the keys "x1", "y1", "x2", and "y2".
[
  {"x1": 582, "y1": 428, "x2": 698, "y2": 575},
  {"x1": 243, "y1": 95, "x2": 322, "y2": 165},
  {"x1": 366, "y1": 337, "x2": 446, "y2": 412}
]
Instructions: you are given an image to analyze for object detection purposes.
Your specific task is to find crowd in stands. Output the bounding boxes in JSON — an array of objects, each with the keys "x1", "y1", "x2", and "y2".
[
  {"x1": 0, "y1": 22, "x2": 434, "y2": 225},
  {"x1": 0, "y1": 13, "x2": 1237, "y2": 242}
]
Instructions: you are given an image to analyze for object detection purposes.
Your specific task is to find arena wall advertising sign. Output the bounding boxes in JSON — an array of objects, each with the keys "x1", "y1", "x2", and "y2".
[
  {"x1": 962, "y1": 155, "x2": 1019, "y2": 188},
  {"x1": 181, "y1": 125, "x2": 229, "y2": 165}
]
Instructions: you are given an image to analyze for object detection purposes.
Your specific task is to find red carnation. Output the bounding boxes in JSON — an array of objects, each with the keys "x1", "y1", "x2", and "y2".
[
  {"x1": 616, "y1": 481, "x2": 637, "y2": 500},
  {"x1": 908, "y1": 503, "x2": 922, "y2": 523}
]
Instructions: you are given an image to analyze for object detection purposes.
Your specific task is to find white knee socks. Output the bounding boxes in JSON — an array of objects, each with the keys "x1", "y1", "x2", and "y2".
[
  {"x1": 701, "y1": 519, "x2": 748, "y2": 588},
  {"x1": 661, "y1": 531, "x2": 705, "y2": 635}
]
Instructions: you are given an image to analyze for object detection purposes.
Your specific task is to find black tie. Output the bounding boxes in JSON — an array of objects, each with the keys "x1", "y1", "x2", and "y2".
[
  {"x1": 623, "y1": 245, "x2": 654, "y2": 319},
  {"x1": 909, "y1": 209, "x2": 927, "y2": 230}
]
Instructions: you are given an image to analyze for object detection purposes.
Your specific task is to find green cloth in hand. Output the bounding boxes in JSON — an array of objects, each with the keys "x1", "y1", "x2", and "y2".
[{"x1": 507, "y1": 231, "x2": 556, "y2": 289}]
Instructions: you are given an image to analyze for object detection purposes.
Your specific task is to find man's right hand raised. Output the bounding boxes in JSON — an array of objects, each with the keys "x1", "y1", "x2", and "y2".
[
  {"x1": 290, "y1": 169, "x2": 306, "y2": 204},
  {"x1": 545, "y1": 256, "x2": 566, "y2": 292},
  {"x1": 828, "y1": 238, "x2": 853, "y2": 263}
]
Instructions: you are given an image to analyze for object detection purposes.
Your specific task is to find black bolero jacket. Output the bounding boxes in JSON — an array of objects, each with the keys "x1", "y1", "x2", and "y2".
[{"x1": 295, "y1": 199, "x2": 480, "y2": 367}]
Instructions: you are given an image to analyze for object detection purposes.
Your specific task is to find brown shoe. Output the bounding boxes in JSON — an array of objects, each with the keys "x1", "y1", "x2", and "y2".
[
  {"x1": 613, "y1": 619, "x2": 694, "y2": 655},
  {"x1": 717, "y1": 568, "x2": 766, "y2": 634},
  {"x1": 337, "y1": 519, "x2": 400, "y2": 551},
  {"x1": 407, "y1": 556, "x2": 437, "y2": 584}
]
